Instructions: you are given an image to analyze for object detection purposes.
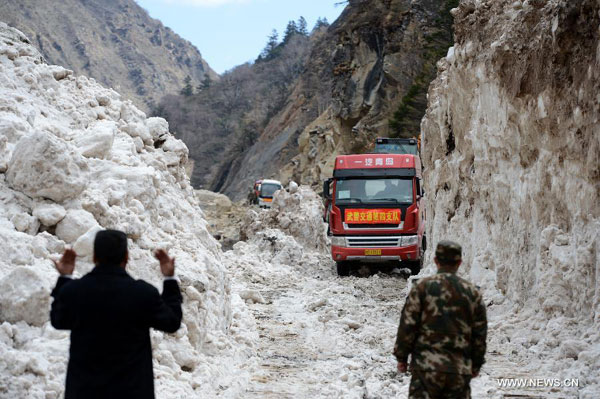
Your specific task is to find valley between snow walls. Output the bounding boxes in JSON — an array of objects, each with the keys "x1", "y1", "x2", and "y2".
[
  {"x1": 422, "y1": 0, "x2": 599, "y2": 397},
  {"x1": 0, "y1": 23, "x2": 256, "y2": 398}
]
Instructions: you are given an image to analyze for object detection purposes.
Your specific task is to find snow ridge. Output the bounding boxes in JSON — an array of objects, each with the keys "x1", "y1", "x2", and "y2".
[{"x1": 0, "y1": 22, "x2": 253, "y2": 398}]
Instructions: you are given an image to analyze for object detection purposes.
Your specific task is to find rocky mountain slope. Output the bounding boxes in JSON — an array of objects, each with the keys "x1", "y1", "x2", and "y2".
[
  {"x1": 422, "y1": 0, "x2": 599, "y2": 396},
  {"x1": 156, "y1": 0, "x2": 456, "y2": 199},
  {"x1": 157, "y1": 32, "x2": 314, "y2": 190},
  {"x1": 0, "y1": 0, "x2": 217, "y2": 111},
  {"x1": 0, "y1": 23, "x2": 253, "y2": 398},
  {"x1": 272, "y1": 0, "x2": 457, "y2": 195}
]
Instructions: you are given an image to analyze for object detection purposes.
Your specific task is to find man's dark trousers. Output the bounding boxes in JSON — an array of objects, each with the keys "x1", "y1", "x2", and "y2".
[{"x1": 50, "y1": 263, "x2": 183, "y2": 399}]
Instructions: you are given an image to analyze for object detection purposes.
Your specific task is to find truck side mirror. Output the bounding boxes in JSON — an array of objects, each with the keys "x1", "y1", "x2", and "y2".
[{"x1": 322, "y1": 179, "x2": 332, "y2": 200}]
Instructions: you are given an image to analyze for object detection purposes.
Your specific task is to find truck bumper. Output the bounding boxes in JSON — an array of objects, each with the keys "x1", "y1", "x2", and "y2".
[
  {"x1": 331, "y1": 245, "x2": 419, "y2": 262},
  {"x1": 258, "y1": 198, "x2": 273, "y2": 208}
]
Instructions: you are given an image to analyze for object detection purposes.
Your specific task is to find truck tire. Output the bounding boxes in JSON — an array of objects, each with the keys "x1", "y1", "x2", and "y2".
[
  {"x1": 336, "y1": 261, "x2": 350, "y2": 276},
  {"x1": 409, "y1": 246, "x2": 425, "y2": 275},
  {"x1": 409, "y1": 259, "x2": 422, "y2": 275}
]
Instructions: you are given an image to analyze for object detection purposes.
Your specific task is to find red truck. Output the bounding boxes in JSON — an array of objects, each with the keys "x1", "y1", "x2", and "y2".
[{"x1": 323, "y1": 153, "x2": 426, "y2": 276}]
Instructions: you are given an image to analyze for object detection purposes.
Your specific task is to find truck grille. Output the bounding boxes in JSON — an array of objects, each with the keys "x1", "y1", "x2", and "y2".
[{"x1": 346, "y1": 236, "x2": 402, "y2": 248}]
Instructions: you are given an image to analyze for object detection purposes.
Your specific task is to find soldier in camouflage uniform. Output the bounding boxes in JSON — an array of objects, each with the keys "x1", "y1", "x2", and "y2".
[{"x1": 393, "y1": 240, "x2": 487, "y2": 399}]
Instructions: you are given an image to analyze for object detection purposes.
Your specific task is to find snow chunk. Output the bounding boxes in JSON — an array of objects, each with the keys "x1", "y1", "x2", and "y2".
[
  {"x1": 74, "y1": 120, "x2": 116, "y2": 159},
  {"x1": 73, "y1": 226, "x2": 103, "y2": 258},
  {"x1": 238, "y1": 290, "x2": 266, "y2": 304},
  {"x1": 307, "y1": 298, "x2": 328, "y2": 311},
  {"x1": 10, "y1": 212, "x2": 38, "y2": 235},
  {"x1": 340, "y1": 319, "x2": 362, "y2": 330},
  {"x1": 32, "y1": 203, "x2": 66, "y2": 226},
  {"x1": 161, "y1": 136, "x2": 189, "y2": 166},
  {"x1": 122, "y1": 122, "x2": 152, "y2": 145},
  {"x1": 0, "y1": 267, "x2": 49, "y2": 326},
  {"x1": 6, "y1": 131, "x2": 88, "y2": 202},
  {"x1": 50, "y1": 66, "x2": 72, "y2": 81},
  {"x1": 146, "y1": 117, "x2": 169, "y2": 141},
  {"x1": 55, "y1": 209, "x2": 99, "y2": 244},
  {"x1": 288, "y1": 180, "x2": 299, "y2": 194},
  {"x1": 0, "y1": 135, "x2": 8, "y2": 173}
]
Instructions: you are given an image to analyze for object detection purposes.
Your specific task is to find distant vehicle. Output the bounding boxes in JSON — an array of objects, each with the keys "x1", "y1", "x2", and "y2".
[
  {"x1": 323, "y1": 153, "x2": 426, "y2": 276},
  {"x1": 373, "y1": 137, "x2": 419, "y2": 155},
  {"x1": 258, "y1": 179, "x2": 282, "y2": 208}
]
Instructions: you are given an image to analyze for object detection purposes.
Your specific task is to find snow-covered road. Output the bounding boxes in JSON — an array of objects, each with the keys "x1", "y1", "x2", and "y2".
[
  {"x1": 225, "y1": 242, "x2": 411, "y2": 399},
  {"x1": 200, "y1": 186, "x2": 593, "y2": 399},
  {"x1": 225, "y1": 244, "x2": 586, "y2": 399}
]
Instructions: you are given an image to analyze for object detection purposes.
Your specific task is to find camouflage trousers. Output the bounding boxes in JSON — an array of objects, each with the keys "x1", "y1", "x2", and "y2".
[{"x1": 409, "y1": 369, "x2": 471, "y2": 399}]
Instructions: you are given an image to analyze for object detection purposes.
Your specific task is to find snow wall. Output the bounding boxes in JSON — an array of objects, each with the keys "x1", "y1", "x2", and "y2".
[
  {"x1": 0, "y1": 23, "x2": 253, "y2": 398},
  {"x1": 421, "y1": 0, "x2": 599, "y2": 396}
]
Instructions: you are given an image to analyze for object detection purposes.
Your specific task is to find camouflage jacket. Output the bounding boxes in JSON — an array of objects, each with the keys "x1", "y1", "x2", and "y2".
[{"x1": 393, "y1": 271, "x2": 487, "y2": 375}]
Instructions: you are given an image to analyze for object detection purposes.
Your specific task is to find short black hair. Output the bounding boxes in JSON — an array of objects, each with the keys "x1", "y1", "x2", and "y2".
[{"x1": 94, "y1": 230, "x2": 128, "y2": 265}]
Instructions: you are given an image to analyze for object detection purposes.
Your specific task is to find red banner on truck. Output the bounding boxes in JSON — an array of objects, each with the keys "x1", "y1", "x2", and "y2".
[{"x1": 344, "y1": 209, "x2": 401, "y2": 224}]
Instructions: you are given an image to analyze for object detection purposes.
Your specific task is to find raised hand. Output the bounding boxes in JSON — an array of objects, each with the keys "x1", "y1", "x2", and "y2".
[
  {"x1": 397, "y1": 362, "x2": 407, "y2": 374},
  {"x1": 154, "y1": 249, "x2": 175, "y2": 277},
  {"x1": 53, "y1": 248, "x2": 77, "y2": 276}
]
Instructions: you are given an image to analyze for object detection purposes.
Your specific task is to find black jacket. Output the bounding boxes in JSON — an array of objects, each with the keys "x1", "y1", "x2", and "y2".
[{"x1": 50, "y1": 264, "x2": 183, "y2": 399}]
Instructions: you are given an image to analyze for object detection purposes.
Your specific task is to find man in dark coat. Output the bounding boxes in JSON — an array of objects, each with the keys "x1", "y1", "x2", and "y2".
[
  {"x1": 50, "y1": 229, "x2": 183, "y2": 399},
  {"x1": 393, "y1": 240, "x2": 487, "y2": 399}
]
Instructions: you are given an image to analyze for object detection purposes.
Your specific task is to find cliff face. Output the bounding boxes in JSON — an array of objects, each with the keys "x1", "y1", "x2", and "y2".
[
  {"x1": 0, "y1": 0, "x2": 217, "y2": 111},
  {"x1": 216, "y1": 0, "x2": 456, "y2": 199},
  {"x1": 422, "y1": 0, "x2": 599, "y2": 394}
]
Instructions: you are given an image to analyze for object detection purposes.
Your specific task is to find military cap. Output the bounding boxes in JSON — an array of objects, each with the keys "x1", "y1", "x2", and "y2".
[{"x1": 435, "y1": 240, "x2": 462, "y2": 262}]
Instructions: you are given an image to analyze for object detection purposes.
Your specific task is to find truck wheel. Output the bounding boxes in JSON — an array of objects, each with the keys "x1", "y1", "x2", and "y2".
[
  {"x1": 409, "y1": 247, "x2": 425, "y2": 275},
  {"x1": 336, "y1": 261, "x2": 350, "y2": 276},
  {"x1": 409, "y1": 260, "x2": 421, "y2": 276}
]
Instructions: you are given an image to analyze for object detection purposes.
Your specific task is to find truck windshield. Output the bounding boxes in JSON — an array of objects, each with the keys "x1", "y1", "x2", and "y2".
[
  {"x1": 335, "y1": 178, "x2": 413, "y2": 204},
  {"x1": 373, "y1": 143, "x2": 418, "y2": 155},
  {"x1": 260, "y1": 183, "x2": 281, "y2": 198}
]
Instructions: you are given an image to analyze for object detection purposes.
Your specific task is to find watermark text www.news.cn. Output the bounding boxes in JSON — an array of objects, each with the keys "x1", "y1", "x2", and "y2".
[{"x1": 497, "y1": 378, "x2": 580, "y2": 388}]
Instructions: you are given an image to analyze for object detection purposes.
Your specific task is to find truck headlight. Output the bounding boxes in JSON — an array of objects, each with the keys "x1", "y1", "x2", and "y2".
[
  {"x1": 331, "y1": 236, "x2": 346, "y2": 247},
  {"x1": 402, "y1": 235, "x2": 418, "y2": 246}
]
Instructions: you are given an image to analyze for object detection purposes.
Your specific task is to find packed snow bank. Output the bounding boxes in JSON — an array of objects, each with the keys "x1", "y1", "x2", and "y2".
[
  {"x1": 421, "y1": 1, "x2": 599, "y2": 397},
  {"x1": 232, "y1": 186, "x2": 329, "y2": 285},
  {"x1": 0, "y1": 22, "x2": 254, "y2": 398},
  {"x1": 241, "y1": 185, "x2": 329, "y2": 252}
]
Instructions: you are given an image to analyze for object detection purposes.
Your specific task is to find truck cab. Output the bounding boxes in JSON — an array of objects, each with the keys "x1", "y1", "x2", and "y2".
[
  {"x1": 258, "y1": 179, "x2": 283, "y2": 208},
  {"x1": 323, "y1": 154, "x2": 425, "y2": 276}
]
